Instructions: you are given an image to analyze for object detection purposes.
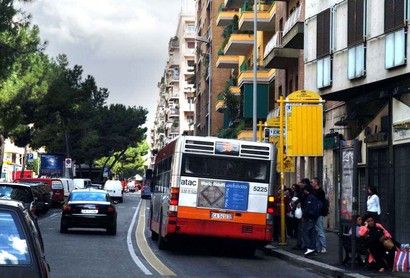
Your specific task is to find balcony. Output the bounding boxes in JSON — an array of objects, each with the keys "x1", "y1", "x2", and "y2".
[
  {"x1": 238, "y1": 2, "x2": 276, "y2": 31},
  {"x1": 282, "y1": 5, "x2": 304, "y2": 49},
  {"x1": 230, "y1": 86, "x2": 241, "y2": 95},
  {"x1": 184, "y1": 48, "x2": 195, "y2": 57},
  {"x1": 184, "y1": 29, "x2": 196, "y2": 39},
  {"x1": 216, "y1": 55, "x2": 240, "y2": 68},
  {"x1": 168, "y1": 68, "x2": 180, "y2": 83},
  {"x1": 168, "y1": 92, "x2": 179, "y2": 100},
  {"x1": 215, "y1": 100, "x2": 226, "y2": 113},
  {"x1": 168, "y1": 37, "x2": 179, "y2": 51},
  {"x1": 238, "y1": 61, "x2": 275, "y2": 86},
  {"x1": 224, "y1": 0, "x2": 245, "y2": 9},
  {"x1": 217, "y1": 4, "x2": 239, "y2": 26},
  {"x1": 224, "y1": 33, "x2": 254, "y2": 55},
  {"x1": 237, "y1": 129, "x2": 253, "y2": 141},
  {"x1": 263, "y1": 32, "x2": 299, "y2": 69},
  {"x1": 168, "y1": 108, "x2": 180, "y2": 118}
]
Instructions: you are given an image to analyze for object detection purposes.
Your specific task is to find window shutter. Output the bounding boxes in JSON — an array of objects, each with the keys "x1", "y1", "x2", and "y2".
[
  {"x1": 385, "y1": 0, "x2": 405, "y2": 32},
  {"x1": 355, "y1": 0, "x2": 364, "y2": 43},
  {"x1": 348, "y1": 0, "x2": 356, "y2": 46},
  {"x1": 348, "y1": 0, "x2": 364, "y2": 47},
  {"x1": 317, "y1": 9, "x2": 330, "y2": 58},
  {"x1": 385, "y1": 0, "x2": 395, "y2": 32},
  {"x1": 394, "y1": 0, "x2": 405, "y2": 29}
]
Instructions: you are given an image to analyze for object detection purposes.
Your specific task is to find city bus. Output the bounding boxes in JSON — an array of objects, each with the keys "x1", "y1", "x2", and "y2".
[{"x1": 149, "y1": 136, "x2": 276, "y2": 251}]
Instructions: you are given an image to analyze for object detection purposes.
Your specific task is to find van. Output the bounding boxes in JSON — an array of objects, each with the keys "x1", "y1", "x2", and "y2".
[
  {"x1": 16, "y1": 178, "x2": 64, "y2": 206},
  {"x1": 57, "y1": 178, "x2": 74, "y2": 197},
  {"x1": 73, "y1": 178, "x2": 92, "y2": 190},
  {"x1": 104, "y1": 180, "x2": 124, "y2": 203}
]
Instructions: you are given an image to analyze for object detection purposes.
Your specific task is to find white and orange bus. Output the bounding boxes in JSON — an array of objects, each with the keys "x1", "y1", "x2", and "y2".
[{"x1": 149, "y1": 136, "x2": 276, "y2": 250}]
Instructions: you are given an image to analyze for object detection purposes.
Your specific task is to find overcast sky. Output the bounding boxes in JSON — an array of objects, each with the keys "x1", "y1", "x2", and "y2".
[{"x1": 21, "y1": 0, "x2": 185, "y2": 131}]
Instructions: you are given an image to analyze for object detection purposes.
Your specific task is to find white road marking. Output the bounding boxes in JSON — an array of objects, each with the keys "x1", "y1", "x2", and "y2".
[
  {"x1": 136, "y1": 200, "x2": 176, "y2": 276},
  {"x1": 127, "y1": 201, "x2": 152, "y2": 275}
]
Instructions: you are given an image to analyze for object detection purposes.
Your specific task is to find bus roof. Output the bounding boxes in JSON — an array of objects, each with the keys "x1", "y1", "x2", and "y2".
[{"x1": 156, "y1": 136, "x2": 275, "y2": 162}]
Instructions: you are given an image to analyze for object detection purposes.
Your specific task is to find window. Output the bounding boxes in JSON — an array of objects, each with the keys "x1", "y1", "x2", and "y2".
[
  {"x1": 347, "y1": 0, "x2": 364, "y2": 47},
  {"x1": 348, "y1": 43, "x2": 366, "y2": 79},
  {"x1": 316, "y1": 9, "x2": 331, "y2": 59},
  {"x1": 317, "y1": 56, "x2": 332, "y2": 88},
  {"x1": 316, "y1": 9, "x2": 332, "y2": 88},
  {"x1": 385, "y1": 0, "x2": 405, "y2": 33},
  {"x1": 181, "y1": 154, "x2": 270, "y2": 183},
  {"x1": 187, "y1": 60, "x2": 195, "y2": 67},
  {"x1": 385, "y1": 28, "x2": 406, "y2": 69},
  {"x1": 187, "y1": 41, "x2": 195, "y2": 49}
]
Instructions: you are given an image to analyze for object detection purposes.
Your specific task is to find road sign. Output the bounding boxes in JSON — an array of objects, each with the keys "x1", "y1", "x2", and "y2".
[
  {"x1": 65, "y1": 158, "x2": 72, "y2": 168},
  {"x1": 27, "y1": 153, "x2": 34, "y2": 163}
]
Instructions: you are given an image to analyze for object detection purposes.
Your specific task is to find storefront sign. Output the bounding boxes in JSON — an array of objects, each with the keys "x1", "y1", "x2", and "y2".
[{"x1": 393, "y1": 98, "x2": 410, "y2": 145}]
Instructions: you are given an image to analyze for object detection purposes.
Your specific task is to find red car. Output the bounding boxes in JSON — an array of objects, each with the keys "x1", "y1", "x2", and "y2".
[{"x1": 16, "y1": 178, "x2": 65, "y2": 207}]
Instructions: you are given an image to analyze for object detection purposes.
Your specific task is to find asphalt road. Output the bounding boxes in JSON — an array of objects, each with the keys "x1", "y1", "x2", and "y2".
[{"x1": 38, "y1": 193, "x2": 325, "y2": 278}]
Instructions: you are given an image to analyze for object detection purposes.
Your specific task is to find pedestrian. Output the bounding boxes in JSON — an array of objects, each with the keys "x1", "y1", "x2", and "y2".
[
  {"x1": 292, "y1": 179, "x2": 309, "y2": 250},
  {"x1": 359, "y1": 215, "x2": 400, "y2": 272},
  {"x1": 312, "y1": 177, "x2": 327, "y2": 253},
  {"x1": 301, "y1": 184, "x2": 321, "y2": 256},
  {"x1": 366, "y1": 186, "x2": 381, "y2": 222},
  {"x1": 342, "y1": 215, "x2": 365, "y2": 265}
]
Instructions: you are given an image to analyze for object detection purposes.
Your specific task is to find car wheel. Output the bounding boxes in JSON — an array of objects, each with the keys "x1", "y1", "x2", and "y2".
[
  {"x1": 60, "y1": 221, "x2": 68, "y2": 233},
  {"x1": 107, "y1": 222, "x2": 117, "y2": 236}
]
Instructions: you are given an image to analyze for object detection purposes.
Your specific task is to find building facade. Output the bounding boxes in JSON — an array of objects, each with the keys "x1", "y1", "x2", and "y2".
[
  {"x1": 195, "y1": 0, "x2": 232, "y2": 136},
  {"x1": 150, "y1": 1, "x2": 196, "y2": 166},
  {"x1": 304, "y1": 0, "x2": 410, "y2": 242}
]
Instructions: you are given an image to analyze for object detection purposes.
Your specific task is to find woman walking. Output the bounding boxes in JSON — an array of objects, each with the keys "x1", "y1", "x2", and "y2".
[{"x1": 366, "y1": 186, "x2": 381, "y2": 222}]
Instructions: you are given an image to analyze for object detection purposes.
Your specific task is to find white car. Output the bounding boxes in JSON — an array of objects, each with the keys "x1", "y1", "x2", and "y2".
[
  {"x1": 104, "y1": 180, "x2": 124, "y2": 203},
  {"x1": 127, "y1": 181, "x2": 136, "y2": 192},
  {"x1": 73, "y1": 178, "x2": 92, "y2": 190}
]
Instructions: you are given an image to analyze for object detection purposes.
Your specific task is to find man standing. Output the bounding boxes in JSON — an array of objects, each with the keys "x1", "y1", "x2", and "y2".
[
  {"x1": 312, "y1": 177, "x2": 327, "y2": 253},
  {"x1": 302, "y1": 184, "x2": 321, "y2": 256}
]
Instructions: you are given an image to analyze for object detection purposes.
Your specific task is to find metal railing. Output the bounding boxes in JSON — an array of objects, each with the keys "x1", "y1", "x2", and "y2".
[
  {"x1": 283, "y1": 5, "x2": 302, "y2": 36},
  {"x1": 263, "y1": 31, "x2": 282, "y2": 58}
]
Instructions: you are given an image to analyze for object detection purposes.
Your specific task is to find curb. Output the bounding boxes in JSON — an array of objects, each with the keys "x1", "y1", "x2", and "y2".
[{"x1": 266, "y1": 247, "x2": 370, "y2": 278}]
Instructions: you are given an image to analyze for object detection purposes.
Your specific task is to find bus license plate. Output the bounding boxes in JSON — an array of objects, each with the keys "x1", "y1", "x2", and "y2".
[
  {"x1": 210, "y1": 212, "x2": 233, "y2": 220},
  {"x1": 81, "y1": 209, "x2": 98, "y2": 214}
]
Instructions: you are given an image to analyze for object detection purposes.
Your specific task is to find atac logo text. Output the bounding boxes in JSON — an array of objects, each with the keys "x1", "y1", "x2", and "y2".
[{"x1": 180, "y1": 178, "x2": 197, "y2": 187}]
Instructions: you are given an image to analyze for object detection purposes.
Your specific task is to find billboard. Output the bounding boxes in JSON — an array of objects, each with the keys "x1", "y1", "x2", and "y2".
[{"x1": 39, "y1": 154, "x2": 65, "y2": 177}]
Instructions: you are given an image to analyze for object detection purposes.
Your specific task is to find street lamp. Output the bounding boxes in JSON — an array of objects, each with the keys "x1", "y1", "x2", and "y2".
[
  {"x1": 252, "y1": 0, "x2": 259, "y2": 141},
  {"x1": 195, "y1": 35, "x2": 212, "y2": 137}
]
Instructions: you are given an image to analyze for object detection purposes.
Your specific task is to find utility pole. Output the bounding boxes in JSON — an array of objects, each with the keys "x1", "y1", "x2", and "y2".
[{"x1": 252, "y1": 0, "x2": 259, "y2": 141}]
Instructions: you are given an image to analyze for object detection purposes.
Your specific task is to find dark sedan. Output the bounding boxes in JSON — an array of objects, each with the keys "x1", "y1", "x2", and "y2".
[{"x1": 60, "y1": 189, "x2": 117, "y2": 235}]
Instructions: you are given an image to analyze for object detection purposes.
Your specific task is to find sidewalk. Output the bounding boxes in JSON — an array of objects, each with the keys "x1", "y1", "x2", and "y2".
[{"x1": 265, "y1": 231, "x2": 410, "y2": 278}]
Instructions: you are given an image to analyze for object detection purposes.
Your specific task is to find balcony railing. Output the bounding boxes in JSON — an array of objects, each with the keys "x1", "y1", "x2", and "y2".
[
  {"x1": 264, "y1": 31, "x2": 282, "y2": 58},
  {"x1": 283, "y1": 5, "x2": 302, "y2": 36}
]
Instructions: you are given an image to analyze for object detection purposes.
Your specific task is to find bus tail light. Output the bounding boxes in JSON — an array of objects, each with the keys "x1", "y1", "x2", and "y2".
[
  {"x1": 169, "y1": 187, "x2": 179, "y2": 206},
  {"x1": 267, "y1": 195, "x2": 275, "y2": 215}
]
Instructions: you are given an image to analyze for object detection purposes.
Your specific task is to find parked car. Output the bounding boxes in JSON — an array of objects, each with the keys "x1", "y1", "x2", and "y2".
[
  {"x1": 127, "y1": 181, "x2": 136, "y2": 192},
  {"x1": 16, "y1": 178, "x2": 64, "y2": 207},
  {"x1": 88, "y1": 183, "x2": 103, "y2": 190},
  {"x1": 1, "y1": 182, "x2": 51, "y2": 216},
  {"x1": 73, "y1": 178, "x2": 92, "y2": 190},
  {"x1": 60, "y1": 189, "x2": 117, "y2": 235},
  {"x1": 57, "y1": 178, "x2": 75, "y2": 197},
  {"x1": 104, "y1": 180, "x2": 124, "y2": 203},
  {"x1": 141, "y1": 169, "x2": 153, "y2": 200},
  {"x1": 0, "y1": 200, "x2": 50, "y2": 277}
]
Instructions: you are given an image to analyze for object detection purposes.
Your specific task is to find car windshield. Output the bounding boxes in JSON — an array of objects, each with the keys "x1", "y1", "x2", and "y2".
[
  {"x1": 0, "y1": 186, "x2": 33, "y2": 203},
  {"x1": 69, "y1": 192, "x2": 108, "y2": 202},
  {"x1": 0, "y1": 210, "x2": 31, "y2": 265}
]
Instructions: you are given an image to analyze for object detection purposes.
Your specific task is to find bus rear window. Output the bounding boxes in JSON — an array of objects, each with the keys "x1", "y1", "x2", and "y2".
[{"x1": 181, "y1": 154, "x2": 270, "y2": 183}]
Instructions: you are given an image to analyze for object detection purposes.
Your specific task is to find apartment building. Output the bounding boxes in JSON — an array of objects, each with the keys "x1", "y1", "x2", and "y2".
[
  {"x1": 150, "y1": 1, "x2": 196, "y2": 154},
  {"x1": 195, "y1": 0, "x2": 231, "y2": 136},
  {"x1": 304, "y1": 0, "x2": 410, "y2": 242}
]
